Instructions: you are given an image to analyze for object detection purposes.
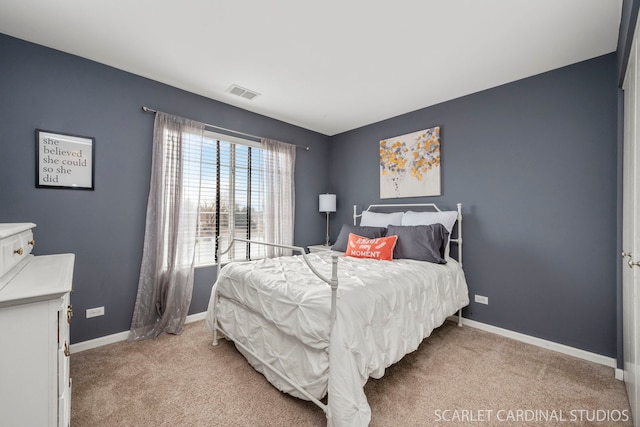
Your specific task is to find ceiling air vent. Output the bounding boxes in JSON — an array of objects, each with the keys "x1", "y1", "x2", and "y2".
[{"x1": 226, "y1": 84, "x2": 260, "y2": 100}]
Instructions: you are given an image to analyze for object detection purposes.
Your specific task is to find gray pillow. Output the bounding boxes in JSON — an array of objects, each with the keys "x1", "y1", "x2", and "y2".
[
  {"x1": 332, "y1": 225, "x2": 387, "y2": 252},
  {"x1": 387, "y1": 224, "x2": 448, "y2": 264}
]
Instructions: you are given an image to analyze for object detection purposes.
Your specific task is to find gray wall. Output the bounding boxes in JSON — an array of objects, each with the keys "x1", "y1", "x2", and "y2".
[
  {"x1": 0, "y1": 32, "x2": 621, "y2": 359},
  {"x1": 0, "y1": 34, "x2": 331, "y2": 344},
  {"x1": 329, "y1": 54, "x2": 618, "y2": 357}
]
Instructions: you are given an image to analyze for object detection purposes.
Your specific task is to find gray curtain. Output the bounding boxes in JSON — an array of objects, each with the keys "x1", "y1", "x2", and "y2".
[
  {"x1": 128, "y1": 112, "x2": 204, "y2": 341},
  {"x1": 261, "y1": 138, "x2": 296, "y2": 257}
]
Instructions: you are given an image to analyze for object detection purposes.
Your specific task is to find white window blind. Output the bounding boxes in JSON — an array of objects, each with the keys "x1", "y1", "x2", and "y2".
[{"x1": 195, "y1": 133, "x2": 267, "y2": 266}]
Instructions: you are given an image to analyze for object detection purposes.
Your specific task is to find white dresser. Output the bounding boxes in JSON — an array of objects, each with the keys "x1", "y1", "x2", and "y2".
[{"x1": 0, "y1": 223, "x2": 75, "y2": 427}]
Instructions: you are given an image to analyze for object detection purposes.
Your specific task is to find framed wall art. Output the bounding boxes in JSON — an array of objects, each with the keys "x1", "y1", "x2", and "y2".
[
  {"x1": 36, "y1": 129, "x2": 95, "y2": 190},
  {"x1": 379, "y1": 126, "x2": 440, "y2": 198}
]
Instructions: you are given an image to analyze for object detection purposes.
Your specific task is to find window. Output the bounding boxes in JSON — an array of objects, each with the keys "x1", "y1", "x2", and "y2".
[{"x1": 195, "y1": 131, "x2": 267, "y2": 266}]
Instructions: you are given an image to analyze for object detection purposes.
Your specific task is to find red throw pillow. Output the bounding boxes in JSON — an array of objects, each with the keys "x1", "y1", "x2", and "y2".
[{"x1": 344, "y1": 233, "x2": 398, "y2": 261}]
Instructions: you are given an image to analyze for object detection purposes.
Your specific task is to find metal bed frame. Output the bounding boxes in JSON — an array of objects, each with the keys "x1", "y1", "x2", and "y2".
[
  {"x1": 211, "y1": 239, "x2": 339, "y2": 411},
  {"x1": 353, "y1": 202, "x2": 464, "y2": 326},
  {"x1": 209, "y1": 202, "x2": 464, "y2": 419}
]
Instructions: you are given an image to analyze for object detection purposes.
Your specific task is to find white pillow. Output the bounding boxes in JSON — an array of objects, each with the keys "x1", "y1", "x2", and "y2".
[
  {"x1": 401, "y1": 210, "x2": 458, "y2": 233},
  {"x1": 402, "y1": 210, "x2": 458, "y2": 258},
  {"x1": 360, "y1": 211, "x2": 404, "y2": 227}
]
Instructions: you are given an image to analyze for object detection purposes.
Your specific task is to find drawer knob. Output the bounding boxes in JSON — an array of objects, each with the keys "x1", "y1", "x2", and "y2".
[
  {"x1": 67, "y1": 305, "x2": 73, "y2": 324},
  {"x1": 13, "y1": 248, "x2": 23, "y2": 255},
  {"x1": 64, "y1": 342, "x2": 70, "y2": 357},
  {"x1": 28, "y1": 239, "x2": 35, "y2": 246}
]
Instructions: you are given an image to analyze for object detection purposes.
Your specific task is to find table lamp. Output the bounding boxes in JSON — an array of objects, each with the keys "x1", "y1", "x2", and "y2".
[{"x1": 319, "y1": 194, "x2": 336, "y2": 246}]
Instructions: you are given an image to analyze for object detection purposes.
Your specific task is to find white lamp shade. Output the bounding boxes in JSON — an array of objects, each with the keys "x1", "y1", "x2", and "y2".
[{"x1": 319, "y1": 194, "x2": 336, "y2": 212}]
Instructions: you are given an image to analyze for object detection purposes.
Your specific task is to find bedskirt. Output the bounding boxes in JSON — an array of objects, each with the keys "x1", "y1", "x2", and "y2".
[{"x1": 215, "y1": 295, "x2": 330, "y2": 400}]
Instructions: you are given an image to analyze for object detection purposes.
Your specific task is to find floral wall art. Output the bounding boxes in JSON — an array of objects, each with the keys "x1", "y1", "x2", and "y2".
[{"x1": 379, "y1": 126, "x2": 441, "y2": 198}]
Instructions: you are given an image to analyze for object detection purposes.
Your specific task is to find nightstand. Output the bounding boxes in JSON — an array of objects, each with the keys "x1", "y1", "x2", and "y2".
[{"x1": 307, "y1": 244, "x2": 333, "y2": 253}]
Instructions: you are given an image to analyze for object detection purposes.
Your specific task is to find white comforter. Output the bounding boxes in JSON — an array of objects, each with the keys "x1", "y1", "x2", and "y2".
[{"x1": 205, "y1": 251, "x2": 469, "y2": 426}]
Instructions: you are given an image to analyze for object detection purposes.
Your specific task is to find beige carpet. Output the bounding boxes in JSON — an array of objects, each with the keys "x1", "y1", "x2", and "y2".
[{"x1": 71, "y1": 320, "x2": 632, "y2": 426}]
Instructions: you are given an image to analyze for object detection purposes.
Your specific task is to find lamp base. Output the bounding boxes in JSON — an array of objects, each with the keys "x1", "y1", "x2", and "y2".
[{"x1": 324, "y1": 212, "x2": 331, "y2": 247}]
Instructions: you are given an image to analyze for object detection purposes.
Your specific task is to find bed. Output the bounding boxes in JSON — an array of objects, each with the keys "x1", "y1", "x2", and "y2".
[{"x1": 205, "y1": 203, "x2": 469, "y2": 426}]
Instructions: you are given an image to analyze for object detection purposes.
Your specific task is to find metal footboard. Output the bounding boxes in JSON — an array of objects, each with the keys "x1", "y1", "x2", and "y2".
[{"x1": 210, "y1": 237, "x2": 338, "y2": 414}]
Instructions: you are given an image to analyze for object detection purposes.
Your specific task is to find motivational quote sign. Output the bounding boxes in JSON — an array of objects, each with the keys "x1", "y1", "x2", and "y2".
[{"x1": 37, "y1": 130, "x2": 94, "y2": 189}]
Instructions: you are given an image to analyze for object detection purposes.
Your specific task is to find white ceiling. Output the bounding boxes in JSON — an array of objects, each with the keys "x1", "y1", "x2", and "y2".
[{"x1": 0, "y1": 0, "x2": 623, "y2": 136}]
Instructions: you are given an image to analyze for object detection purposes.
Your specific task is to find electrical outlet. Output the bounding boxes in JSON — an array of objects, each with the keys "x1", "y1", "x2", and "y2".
[
  {"x1": 86, "y1": 306, "x2": 105, "y2": 318},
  {"x1": 475, "y1": 295, "x2": 489, "y2": 305}
]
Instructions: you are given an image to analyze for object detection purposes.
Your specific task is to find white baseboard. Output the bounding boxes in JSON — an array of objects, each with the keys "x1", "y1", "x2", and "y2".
[
  {"x1": 72, "y1": 312, "x2": 622, "y2": 381},
  {"x1": 450, "y1": 316, "x2": 619, "y2": 376},
  {"x1": 185, "y1": 311, "x2": 207, "y2": 323},
  {"x1": 70, "y1": 330, "x2": 130, "y2": 354},
  {"x1": 70, "y1": 312, "x2": 207, "y2": 354}
]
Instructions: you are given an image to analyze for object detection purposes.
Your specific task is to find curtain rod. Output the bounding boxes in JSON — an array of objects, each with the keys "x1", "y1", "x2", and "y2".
[{"x1": 141, "y1": 106, "x2": 310, "y2": 151}]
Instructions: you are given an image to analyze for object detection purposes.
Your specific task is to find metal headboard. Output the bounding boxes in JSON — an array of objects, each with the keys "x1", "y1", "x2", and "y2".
[{"x1": 352, "y1": 203, "x2": 463, "y2": 266}]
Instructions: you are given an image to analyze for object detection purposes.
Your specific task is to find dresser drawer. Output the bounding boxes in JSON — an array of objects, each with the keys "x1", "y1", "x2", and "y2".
[{"x1": 0, "y1": 224, "x2": 36, "y2": 278}]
